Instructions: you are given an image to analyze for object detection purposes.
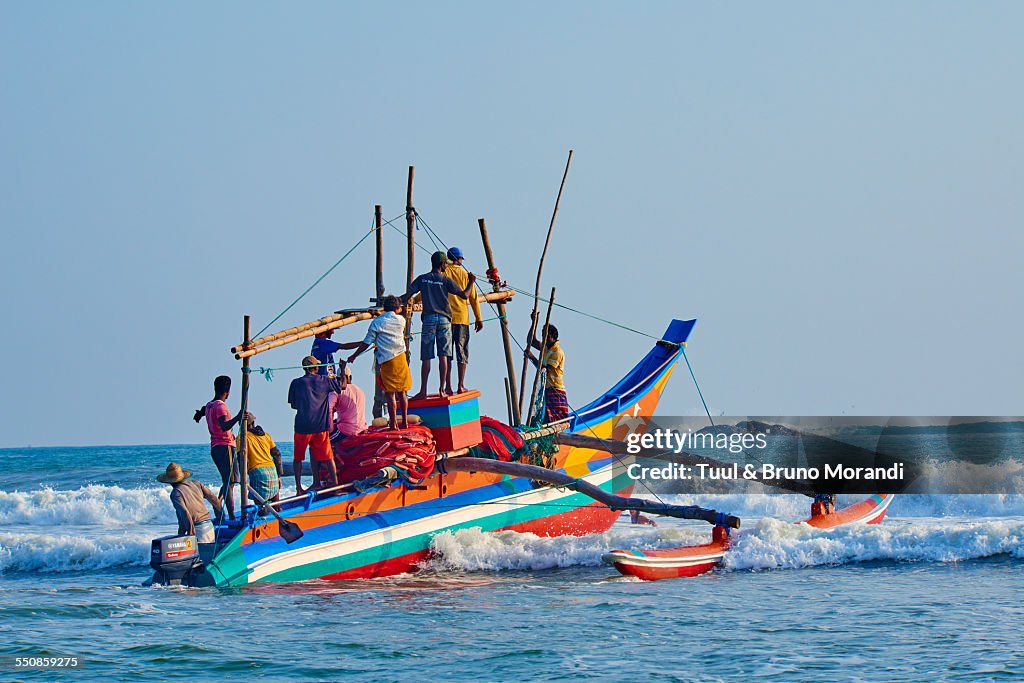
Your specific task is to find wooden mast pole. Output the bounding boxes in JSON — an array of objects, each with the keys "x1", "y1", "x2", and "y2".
[
  {"x1": 237, "y1": 314, "x2": 251, "y2": 524},
  {"x1": 372, "y1": 204, "x2": 386, "y2": 419},
  {"x1": 526, "y1": 287, "x2": 556, "y2": 425},
  {"x1": 478, "y1": 217, "x2": 521, "y2": 425},
  {"x1": 518, "y1": 149, "x2": 572, "y2": 417},
  {"x1": 403, "y1": 167, "x2": 415, "y2": 360}
]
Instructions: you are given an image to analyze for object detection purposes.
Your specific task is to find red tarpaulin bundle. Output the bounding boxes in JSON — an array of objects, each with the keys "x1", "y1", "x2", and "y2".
[{"x1": 331, "y1": 426, "x2": 437, "y2": 484}]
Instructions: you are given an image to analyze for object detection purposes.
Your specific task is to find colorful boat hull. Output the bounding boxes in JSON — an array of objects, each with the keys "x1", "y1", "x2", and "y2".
[{"x1": 204, "y1": 319, "x2": 697, "y2": 587}]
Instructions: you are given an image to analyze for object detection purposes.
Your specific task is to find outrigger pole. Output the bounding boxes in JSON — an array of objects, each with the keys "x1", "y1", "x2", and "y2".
[
  {"x1": 518, "y1": 149, "x2": 572, "y2": 418},
  {"x1": 478, "y1": 217, "x2": 521, "y2": 425},
  {"x1": 438, "y1": 456, "x2": 740, "y2": 528}
]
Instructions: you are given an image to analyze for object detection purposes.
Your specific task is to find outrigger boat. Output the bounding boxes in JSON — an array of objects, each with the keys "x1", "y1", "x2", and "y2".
[{"x1": 148, "y1": 164, "x2": 892, "y2": 588}]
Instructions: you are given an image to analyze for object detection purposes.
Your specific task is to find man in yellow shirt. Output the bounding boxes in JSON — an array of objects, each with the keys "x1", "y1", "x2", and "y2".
[
  {"x1": 243, "y1": 414, "x2": 283, "y2": 503},
  {"x1": 529, "y1": 320, "x2": 568, "y2": 423},
  {"x1": 445, "y1": 247, "x2": 483, "y2": 394}
]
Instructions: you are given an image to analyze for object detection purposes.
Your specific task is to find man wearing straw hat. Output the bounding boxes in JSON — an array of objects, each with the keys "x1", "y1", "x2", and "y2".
[{"x1": 157, "y1": 463, "x2": 222, "y2": 544}]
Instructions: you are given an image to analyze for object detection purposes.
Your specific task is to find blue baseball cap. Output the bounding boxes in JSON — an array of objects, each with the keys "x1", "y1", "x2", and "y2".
[{"x1": 447, "y1": 247, "x2": 465, "y2": 262}]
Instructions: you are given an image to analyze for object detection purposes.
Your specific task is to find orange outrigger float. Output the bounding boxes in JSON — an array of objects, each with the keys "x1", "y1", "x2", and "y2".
[{"x1": 603, "y1": 493, "x2": 894, "y2": 581}]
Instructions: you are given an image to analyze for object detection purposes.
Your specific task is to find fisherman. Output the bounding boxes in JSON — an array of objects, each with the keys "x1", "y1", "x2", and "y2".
[
  {"x1": 157, "y1": 462, "x2": 222, "y2": 544},
  {"x1": 310, "y1": 328, "x2": 343, "y2": 378},
  {"x1": 288, "y1": 356, "x2": 343, "y2": 493},
  {"x1": 329, "y1": 362, "x2": 367, "y2": 440},
  {"x1": 528, "y1": 319, "x2": 568, "y2": 423},
  {"x1": 193, "y1": 375, "x2": 251, "y2": 521},
  {"x1": 444, "y1": 246, "x2": 483, "y2": 395},
  {"x1": 340, "y1": 295, "x2": 411, "y2": 430},
  {"x1": 243, "y1": 413, "x2": 283, "y2": 504},
  {"x1": 402, "y1": 251, "x2": 476, "y2": 399}
]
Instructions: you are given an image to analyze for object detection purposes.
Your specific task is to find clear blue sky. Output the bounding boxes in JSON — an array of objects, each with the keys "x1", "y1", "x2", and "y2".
[{"x1": 2, "y1": 3, "x2": 1021, "y2": 447}]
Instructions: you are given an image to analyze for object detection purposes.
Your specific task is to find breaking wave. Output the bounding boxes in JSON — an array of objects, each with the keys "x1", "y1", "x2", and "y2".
[
  {"x1": 0, "y1": 531, "x2": 153, "y2": 573},
  {"x1": 428, "y1": 501, "x2": 1024, "y2": 575},
  {"x1": 0, "y1": 485, "x2": 174, "y2": 526}
]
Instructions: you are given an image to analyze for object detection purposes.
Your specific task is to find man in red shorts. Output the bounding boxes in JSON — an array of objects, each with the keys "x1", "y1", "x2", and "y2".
[{"x1": 288, "y1": 355, "x2": 343, "y2": 493}]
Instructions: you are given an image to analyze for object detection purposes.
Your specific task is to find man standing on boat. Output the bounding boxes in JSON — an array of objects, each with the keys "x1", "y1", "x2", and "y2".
[
  {"x1": 444, "y1": 246, "x2": 483, "y2": 395},
  {"x1": 243, "y1": 414, "x2": 283, "y2": 504},
  {"x1": 193, "y1": 375, "x2": 251, "y2": 521},
  {"x1": 157, "y1": 462, "x2": 222, "y2": 544},
  {"x1": 528, "y1": 320, "x2": 568, "y2": 423},
  {"x1": 402, "y1": 251, "x2": 476, "y2": 399},
  {"x1": 288, "y1": 356, "x2": 343, "y2": 493},
  {"x1": 340, "y1": 295, "x2": 412, "y2": 430}
]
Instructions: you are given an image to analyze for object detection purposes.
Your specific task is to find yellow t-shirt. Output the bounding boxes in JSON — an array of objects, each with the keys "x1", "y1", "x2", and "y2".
[
  {"x1": 246, "y1": 430, "x2": 277, "y2": 471},
  {"x1": 445, "y1": 263, "x2": 481, "y2": 326},
  {"x1": 542, "y1": 341, "x2": 565, "y2": 391}
]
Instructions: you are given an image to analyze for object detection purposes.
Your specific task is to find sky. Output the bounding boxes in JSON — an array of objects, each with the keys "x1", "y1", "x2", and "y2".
[{"x1": 1, "y1": 2, "x2": 1021, "y2": 447}]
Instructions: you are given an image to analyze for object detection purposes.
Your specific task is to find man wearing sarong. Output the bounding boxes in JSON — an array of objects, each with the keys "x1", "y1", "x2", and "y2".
[
  {"x1": 243, "y1": 414, "x2": 282, "y2": 504},
  {"x1": 529, "y1": 320, "x2": 568, "y2": 424},
  {"x1": 341, "y1": 295, "x2": 412, "y2": 430}
]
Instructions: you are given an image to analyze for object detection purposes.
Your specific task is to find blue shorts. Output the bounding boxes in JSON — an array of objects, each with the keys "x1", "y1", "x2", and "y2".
[{"x1": 420, "y1": 314, "x2": 452, "y2": 360}]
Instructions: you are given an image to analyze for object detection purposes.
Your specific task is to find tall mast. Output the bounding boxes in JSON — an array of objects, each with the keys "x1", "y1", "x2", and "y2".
[
  {"x1": 478, "y1": 217, "x2": 521, "y2": 425},
  {"x1": 518, "y1": 149, "x2": 572, "y2": 417},
  {"x1": 372, "y1": 204, "x2": 385, "y2": 419},
  {"x1": 404, "y1": 166, "x2": 415, "y2": 359},
  {"x1": 237, "y1": 314, "x2": 251, "y2": 524}
]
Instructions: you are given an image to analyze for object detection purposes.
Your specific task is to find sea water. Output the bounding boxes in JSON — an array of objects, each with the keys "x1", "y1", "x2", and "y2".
[{"x1": 1, "y1": 444, "x2": 1022, "y2": 682}]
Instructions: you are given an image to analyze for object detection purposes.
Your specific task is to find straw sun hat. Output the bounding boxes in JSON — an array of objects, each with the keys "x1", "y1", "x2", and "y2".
[{"x1": 156, "y1": 462, "x2": 192, "y2": 484}]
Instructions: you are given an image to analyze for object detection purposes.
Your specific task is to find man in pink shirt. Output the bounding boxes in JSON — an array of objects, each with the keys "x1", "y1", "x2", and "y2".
[
  {"x1": 193, "y1": 375, "x2": 250, "y2": 521},
  {"x1": 329, "y1": 363, "x2": 367, "y2": 440}
]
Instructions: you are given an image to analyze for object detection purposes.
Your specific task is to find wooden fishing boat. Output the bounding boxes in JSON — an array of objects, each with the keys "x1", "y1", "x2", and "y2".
[
  {"x1": 603, "y1": 493, "x2": 894, "y2": 581},
  {"x1": 149, "y1": 164, "x2": 742, "y2": 588}
]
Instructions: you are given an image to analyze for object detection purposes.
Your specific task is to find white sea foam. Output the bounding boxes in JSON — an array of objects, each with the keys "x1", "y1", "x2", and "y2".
[
  {"x1": 0, "y1": 531, "x2": 153, "y2": 573},
  {"x1": 724, "y1": 517, "x2": 1024, "y2": 570},
  {"x1": 0, "y1": 485, "x2": 174, "y2": 526},
  {"x1": 428, "y1": 510, "x2": 1024, "y2": 574}
]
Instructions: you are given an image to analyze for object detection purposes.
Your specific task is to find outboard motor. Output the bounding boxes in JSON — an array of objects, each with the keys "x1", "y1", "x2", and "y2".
[{"x1": 150, "y1": 535, "x2": 201, "y2": 586}]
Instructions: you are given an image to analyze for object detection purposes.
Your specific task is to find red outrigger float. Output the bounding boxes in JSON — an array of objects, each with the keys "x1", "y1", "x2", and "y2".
[{"x1": 603, "y1": 493, "x2": 894, "y2": 581}]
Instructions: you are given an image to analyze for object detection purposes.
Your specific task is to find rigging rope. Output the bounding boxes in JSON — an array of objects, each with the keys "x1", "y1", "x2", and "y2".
[{"x1": 253, "y1": 213, "x2": 406, "y2": 339}]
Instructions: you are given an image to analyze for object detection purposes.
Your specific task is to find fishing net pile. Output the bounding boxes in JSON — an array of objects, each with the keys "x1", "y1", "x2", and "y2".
[
  {"x1": 468, "y1": 416, "x2": 558, "y2": 469},
  {"x1": 331, "y1": 426, "x2": 437, "y2": 485}
]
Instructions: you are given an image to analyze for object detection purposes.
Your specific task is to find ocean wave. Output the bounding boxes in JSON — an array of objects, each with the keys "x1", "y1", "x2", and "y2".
[
  {"x1": 0, "y1": 485, "x2": 174, "y2": 526},
  {"x1": 0, "y1": 531, "x2": 152, "y2": 574},
  {"x1": 427, "y1": 512, "x2": 1024, "y2": 574},
  {"x1": 725, "y1": 517, "x2": 1024, "y2": 570}
]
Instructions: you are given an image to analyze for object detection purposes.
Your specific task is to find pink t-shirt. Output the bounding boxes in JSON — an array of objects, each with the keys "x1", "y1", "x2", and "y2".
[
  {"x1": 332, "y1": 384, "x2": 367, "y2": 437},
  {"x1": 205, "y1": 399, "x2": 236, "y2": 447}
]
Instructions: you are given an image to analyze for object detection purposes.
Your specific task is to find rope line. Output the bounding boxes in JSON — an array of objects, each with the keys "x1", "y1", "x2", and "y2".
[{"x1": 253, "y1": 213, "x2": 406, "y2": 339}]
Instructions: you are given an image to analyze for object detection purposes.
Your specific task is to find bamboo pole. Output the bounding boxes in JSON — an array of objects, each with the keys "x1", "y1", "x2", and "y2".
[
  {"x1": 232, "y1": 313, "x2": 349, "y2": 353},
  {"x1": 372, "y1": 204, "x2": 386, "y2": 419},
  {"x1": 503, "y1": 377, "x2": 513, "y2": 425},
  {"x1": 526, "y1": 286, "x2": 556, "y2": 425},
  {"x1": 404, "y1": 166, "x2": 415, "y2": 359},
  {"x1": 234, "y1": 291, "x2": 515, "y2": 360},
  {"x1": 518, "y1": 149, "x2": 572, "y2": 417},
  {"x1": 237, "y1": 315, "x2": 251, "y2": 523},
  {"x1": 478, "y1": 217, "x2": 521, "y2": 425}
]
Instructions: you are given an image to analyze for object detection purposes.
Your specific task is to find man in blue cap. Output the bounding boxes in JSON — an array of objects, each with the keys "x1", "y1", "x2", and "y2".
[{"x1": 444, "y1": 246, "x2": 483, "y2": 394}]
